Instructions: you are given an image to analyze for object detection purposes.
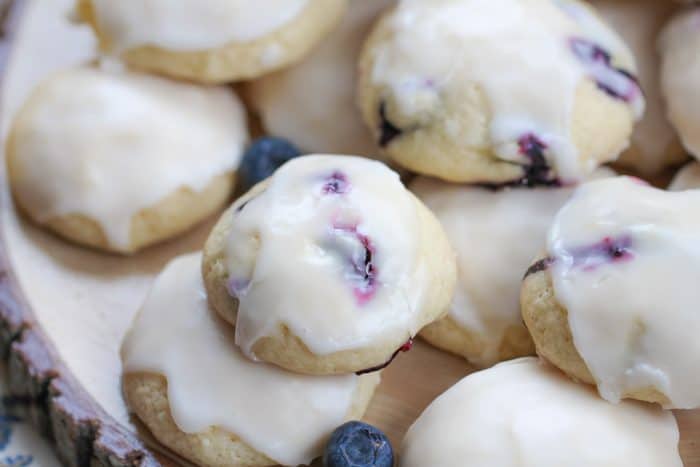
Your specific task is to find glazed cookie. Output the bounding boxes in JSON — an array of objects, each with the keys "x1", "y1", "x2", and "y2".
[
  {"x1": 401, "y1": 358, "x2": 682, "y2": 467},
  {"x1": 358, "y1": 0, "x2": 643, "y2": 185},
  {"x1": 77, "y1": 0, "x2": 347, "y2": 83},
  {"x1": 521, "y1": 176, "x2": 700, "y2": 408},
  {"x1": 7, "y1": 66, "x2": 248, "y2": 254},
  {"x1": 123, "y1": 253, "x2": 380, "y2": 467},
  {"x1": 593, "y1": 0, "x2": 687, "y2": 175},
  {"x1": 246, "y1": 0, "x2": 394, "y2": 157},
  {"x1": 202, "y1": 155, "x2": 457, "y2": 375},
  {"x1": 669, "y1": 161, "x2": 700, "y2": 191},
  {"x1": 660, "y1": 6, "x2": 700, "y2": 162}
]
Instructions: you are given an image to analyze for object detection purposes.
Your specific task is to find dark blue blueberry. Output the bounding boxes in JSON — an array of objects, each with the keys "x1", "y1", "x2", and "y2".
[
  {"x1": 323, "y1": 421, "x2": 394, "y2": 467},
  {"x1": 237, "y1": 137, "x2": 301, "y2": 193}
]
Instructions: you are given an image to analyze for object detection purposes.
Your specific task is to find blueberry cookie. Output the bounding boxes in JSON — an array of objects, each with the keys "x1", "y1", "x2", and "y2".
[
  {"x1": 660, "y1": 6, "x2": 700, "y2": 162},
  {"x1": 358, "y1": 0, "x2": 643, "y2": 185},
  {"x1": 593, "y1": 0, "x2": 687, "y2": 176},
  {"x1": 669, "y1": 161, "x2": 700, "y2": 191},
  {"x1": 401, "y1": 358, "x2": 681, "y2": 467},
  {"x1": 7, "y1": 66, "x2": 248, "y2": 254},
  {"x1": 246, "y1": 0, "x2": 394, "y2": 157},
  {"x1": 123, "y1": 253, "x2": 380, "y2": 467},
  {"x1": 77, "y1": 0, "x2": 347, "y2": 83},
  {"x1": 521, "y1": 177, "x2": 700, "y2": 408},
  {"x1": 202, "y1": 155, "x2": 457, "y2": 375}
]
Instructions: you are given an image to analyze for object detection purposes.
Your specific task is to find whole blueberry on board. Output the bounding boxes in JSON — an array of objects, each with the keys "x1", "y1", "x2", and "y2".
[
  {"x1": 323, "y1": 421, "x2": 394, "y2": 467},
  {"x1": 237, "y1": 137, "x2": 301, "y2": 193}
]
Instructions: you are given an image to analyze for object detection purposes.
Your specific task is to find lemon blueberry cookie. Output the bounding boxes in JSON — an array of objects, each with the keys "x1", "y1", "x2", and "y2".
[
  {"x1": 76, "y1": 0, "x2": 347, "y2": 83},
  {"x1": 521, "y1": 176, "x2": 700, "y2": 408},
  {"x1": 358, "y1": 0, "x2": 644, "y2": 185},
  {"x1": 122, "y1": 253, "x2": 380, "y2": 467},
  {"x1": 246, "y1": 0, "x2": 394, "y2": 157},
  {"x1": 593, "y1": 0, "x2": 687, "y2": 175},
  {"x1": 660, "y1": 6, "x2": 700, "y2": 163},
  {"x1": 401, "y1": 358, "x2": 682, "y2": 467},
  {"x1": 202, "y1": 155, "x2": 457, "y2": 375},
  {"x1": 7, "y1": 66, "x2": 248, "y2": 254}
]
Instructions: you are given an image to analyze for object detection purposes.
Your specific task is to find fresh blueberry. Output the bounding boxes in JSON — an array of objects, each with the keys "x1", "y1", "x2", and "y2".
[
  {"x1": 237, "y1": 137, "x2": 301, "y2": 193},
  {"x1": 323, "y1": 421, "x2": 394, "y2": 467}
]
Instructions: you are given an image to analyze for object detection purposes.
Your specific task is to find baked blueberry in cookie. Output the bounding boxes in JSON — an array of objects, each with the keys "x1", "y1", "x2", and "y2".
[
  {"x1": 202, "y1": 155, "x2": 456, "y2": 375},
  {"x1": 323, "y1": 421, "x2": 394, "y2": 467}
]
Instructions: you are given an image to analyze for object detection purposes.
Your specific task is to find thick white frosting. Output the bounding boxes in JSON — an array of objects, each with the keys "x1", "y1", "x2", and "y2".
[
  {"x1": 122, "y1": 253, "x2": 368, "y2": 466},
  {"x1": 369, "y1": 0, "x2": 643, "y2": 182},
  {"x1": 224, "y1": 155, "x2": 428, "y2": 357},
  {"x1": 411, "y1": 178, "x2": 575, "y2": 367},
  {"x1": 592, "y1": 0, "x2": 682, "y2": 174},
  {"x1": 548, "y1": 177, "x2": 700, "y2": 408},
  {"x1": 660, "y1": 7, "x2": 700, "y2": 161},
  {"x1": 89, "y1": 0, "x2": 309, "y2": 51},
  {"x1": 9, "y1": 67, "x2": 248, "y2": 250},
  {"x1": 248, "y1": 0, "x2": 394, "y2": 157},
  {"x1": 669, "y1": 161, "x2": 700, "y2": 191},
  {"x1": 401, "y1": 358, "x2": 681, "y2": 467}
]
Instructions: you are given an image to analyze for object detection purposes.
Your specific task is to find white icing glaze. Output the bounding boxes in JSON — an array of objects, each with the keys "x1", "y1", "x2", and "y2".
[
  {"x1": 548, "y1": 177, "x2": 700, "y2": 408},
  {"x1": 89, "y1": 0, "x2": 310, "y2": 51},
  {"x1": 248, "y1": 0, "x2": 394, "y2": 157},
  {"x1": 369, "y1": 0, "x2": 643, "y2": 182},
  {"x1": 669, "y1": 161, "x2": 700, "y2": 191},
  {"x1": 9, "y1": 67, "x2": 248, "y2": 250},
  {"x1": 660, "y1": 7, "x2": 700, "y2": 161},
  {"x1": 411, "y1": 178, "x2": 574, "y2": 367},
  {"x1": 123, "y1": 253, "x2": 367, "y2": 466},
  {"x1": 592, "y1": 0, "x2": 683, "y2": 174},
  {"x1": 401, "y1": 358, "x2": 682, "y2": 467},
  {"x1": 225, "y1": 155, "x2": 427, "y2": 357}
]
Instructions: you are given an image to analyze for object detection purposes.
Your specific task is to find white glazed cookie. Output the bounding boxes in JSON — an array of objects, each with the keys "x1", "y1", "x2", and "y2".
[
  {"x1": 593, "y1": 0, "x2": 687, "y2": 175},
  {"x1": 246, "y1": 0, "x2": 394, "y2": 157},
  {"x1": 7, "y1": 66, "x2": 248, "y2": 254},
  {"x1": 202, "y1": 155, "x2": 457, "y2": 375},
  {"x1": 401, "y1": 358, "x2": 682, "y2": 467},
  {"x1": 521, "y1": 177, "x2": 700, "y2": 408},
  {"x1": 77, "y1": 0, "x2": 347, "y2": 83},
  {"x1": 123, "y1": 253, "x2": 380, "y2": 467},
  {"x1": 660, "y1": 6, "x2": 700, "y2": 162},
  {"x1": 358, "y1": 0, "x2": 643, "y2": 185},
  {"x1": 669, "y1": 161, "x2": 700, "y2": 191}
]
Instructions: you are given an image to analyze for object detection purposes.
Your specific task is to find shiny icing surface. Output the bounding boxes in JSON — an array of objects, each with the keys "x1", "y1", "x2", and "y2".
[
  {"x1": 369, "y1": 0, "x2": 643, "y2": 182},
  {"x1": 9, "y1": 67, "x2": 247, "y2": 250},
  {"x1": 593, "y1": 0, "x2": 682, "y2": 173},
  {"x1": 411, "y1": 177, "x2": 576, "y2": 367},
  {"x1": 660, "y1": 7, "x2": 700, "y2": 160},
  {"x1": 548, "y1": 177, "x2": 700, "y2": 408},
  {"x1": 248, "y1": 0, "x2": 394, "y2": 157},
  {"x1": 123, "y1": 253, "x2": 364, "y2": 466},
  {"x1": 225, "y1": 155, "x2": 426, "y2": 356},
  {"x1": 401, "y1": 358, "x2": 681, "y2": 467},
  {"x1": 89, "y1": 0, "x2": 309, "y2": 51}
]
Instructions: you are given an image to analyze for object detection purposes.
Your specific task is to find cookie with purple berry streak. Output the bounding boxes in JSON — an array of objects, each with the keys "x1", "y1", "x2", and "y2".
[
  {"x1": 521, "y1": 176, "x2": 700, "y2": 408},
  {"x1": 202, "y1": 155, "x2": 456, "y2": 375},
  {"x1": 7, "y1": 66, "x2": 248, "y2": 254},
  {"x1": 76, "y1": 0, "x2": 347, "y2": 84},
  {"x1": 358, "y1": 0, "x2": 643, "y2": 185}
]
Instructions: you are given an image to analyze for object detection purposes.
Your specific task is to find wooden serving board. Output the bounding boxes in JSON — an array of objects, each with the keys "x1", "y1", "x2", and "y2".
[{"x1": 0, "y1": 1, "x2": 697, "y2": 466}]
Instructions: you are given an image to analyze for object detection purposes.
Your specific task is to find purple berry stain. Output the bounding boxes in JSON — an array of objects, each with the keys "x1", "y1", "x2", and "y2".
[
  {"x1": 227, "y1": 278, "x2": 250, "y2": 299},
  {"x1": 356, "y1": 338, "x2": 414, "y2": 375},
  {"x1": 517, "y1": 133, "x2": 559, "y2": 187},
  {"x1": 569, "y1": 38, "x2": 641, "y2": 104},
  {"x1": 322, "y1": 171, "x2": 350, "y2": 195},
  {"x1": 329, "y1": 221, "x2": 378, "y2": 305},
  {"x1": 569, "y1": 235, "x2": 634, "y2": 271}
]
